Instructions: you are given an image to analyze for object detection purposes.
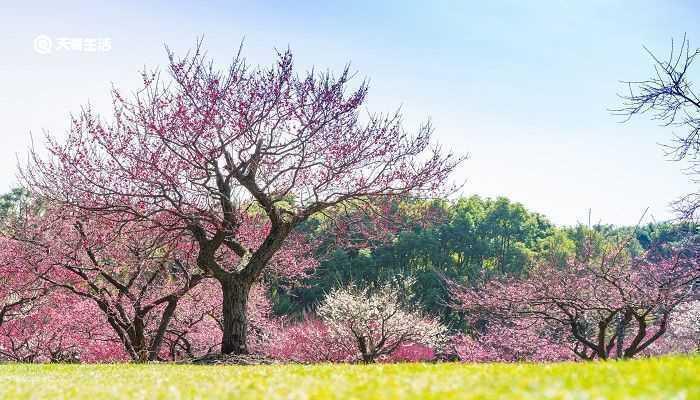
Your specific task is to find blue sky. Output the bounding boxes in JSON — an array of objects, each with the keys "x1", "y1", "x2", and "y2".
[{"x1": 0, "y1": 1, "x2": 698, "y2": 225}]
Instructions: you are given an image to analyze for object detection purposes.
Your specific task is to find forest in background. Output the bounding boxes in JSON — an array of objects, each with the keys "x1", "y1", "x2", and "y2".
[{"x1": 248, "y1": 193, "x2": 698, "y2": 328}]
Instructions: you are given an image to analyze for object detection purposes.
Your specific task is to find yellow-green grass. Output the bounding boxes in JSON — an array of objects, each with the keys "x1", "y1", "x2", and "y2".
[{"x1": 0, "y1": 355, "x2": 697, "y2": 399}]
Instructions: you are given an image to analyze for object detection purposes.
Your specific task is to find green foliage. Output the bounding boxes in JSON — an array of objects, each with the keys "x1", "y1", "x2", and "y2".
[
  {"x1": 535, "y1": 229, "x2": 576, "y2": 268},
  {"x1": 635, "y1": 221, "x2": 700, "y2": 255},
  {"x1": 0, "y1": 356, "x2": 697, "y2": 399},
  {"x1": 276, "y1": 196, "x2": 556, "y2": 328},
  {"x1": 272, "y1": 195, "x2": 698, "y2": 330},
  {"x1": 561, "y1": 224, "x2": 639, "y2": 263},
  {"x1": 0, "y1": 188, "x2": 29, "y2": 220}
]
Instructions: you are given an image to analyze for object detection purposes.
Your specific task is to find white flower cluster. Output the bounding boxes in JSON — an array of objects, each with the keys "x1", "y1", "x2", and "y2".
[
  {"x1": 317, "y1": 282, "x2": 446, "y2": 362},
  {"x1": 670, "y1": 300, "x2": 700, "y2": 348}
]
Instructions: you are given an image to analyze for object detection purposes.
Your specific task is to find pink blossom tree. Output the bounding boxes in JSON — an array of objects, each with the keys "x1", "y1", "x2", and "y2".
[
  {"x1": 450, "y1": 245, "x2": 699, "y2": 360},
  {"x1": 0, "y1": 237, "x2": 47, "y2": 337},
  {"x1": 23, "y1": 42, "x2": 463, "y2": 354},
  {"x1": 0, "y1": 292, "x2": 124, "y2": 363},
  {"x1": 450, "y1": 322, "x2": 573, "y2": 362},
  {"x1": 263, "y1": 318, "x2": 355, "y2": 363},
  {"x1": 8, "y1": 205, "x2": 206, "y2": 361}
]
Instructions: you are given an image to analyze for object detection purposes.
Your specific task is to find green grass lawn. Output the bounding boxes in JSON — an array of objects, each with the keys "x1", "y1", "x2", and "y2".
[{"x1": 0, "y1": 355, "x2": 697, "y2": 399}]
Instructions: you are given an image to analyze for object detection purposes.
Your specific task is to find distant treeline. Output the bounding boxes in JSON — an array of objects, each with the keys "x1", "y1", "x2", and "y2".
[{"x1": 272, "y1": 195, "x2": 698, "y2": 328}]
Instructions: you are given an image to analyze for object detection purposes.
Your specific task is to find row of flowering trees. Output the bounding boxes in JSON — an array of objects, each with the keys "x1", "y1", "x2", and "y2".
[
  {"x1": 0, "y1": 202, "x2": 280, "y2": 361},
  {"x1": 0, "y1": 201, "x2": 448, "y2": 363},
  {"x1": 449, "y1": 238, "x2": 700, "y2": 361},
  {"x1": 1, "y1": 198, "x2": 698, "y2": 363},
  {"x1": 1, "y1": 41, "x2": 698, "y2": 364}
]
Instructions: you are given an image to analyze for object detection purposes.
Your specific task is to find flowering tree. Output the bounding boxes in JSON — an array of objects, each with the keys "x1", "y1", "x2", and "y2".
[
  {"x1": 8, "y1": 205, "x2": 206, "y2": 361},
  {"x1": 451, "y1": 245, "x2": 699, "y2": 360},
  {"x1": 317, "y1": 282, "x2": 447, "y2": 363},
  {"x1": 0, "y1": 292, "x2": 123, "y2": 363},
  {"x1": 668, "y1": 301, "x2": 700, "y2": 352},
  {"x1": 23, "y1": 42, "x2": 463, "y2": 354},
  {"x1": 0, "y1": 237, "x2": 47, "y2": 334},
  {"x1": 262, "y1": 318, "x2": 353, "y2": 363},
  {"x1": 451, "y1": 322, "x2": 573, "y2": 362}
]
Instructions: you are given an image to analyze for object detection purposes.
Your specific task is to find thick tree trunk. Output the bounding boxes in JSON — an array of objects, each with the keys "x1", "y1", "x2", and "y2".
[
  {"x1": 220, "y1": 277, "x2": 252, "y2": 355},
  {"x1": 131, "y1": 315, "x2": 149, "y2": 362}
]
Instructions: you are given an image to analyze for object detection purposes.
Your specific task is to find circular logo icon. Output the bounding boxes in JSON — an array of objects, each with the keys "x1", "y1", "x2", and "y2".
[{"x1": 34, "y1": 35, "x2": 53, "y2": 55}]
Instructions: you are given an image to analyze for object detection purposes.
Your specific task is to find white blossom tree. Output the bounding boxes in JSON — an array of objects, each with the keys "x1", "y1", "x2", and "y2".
[
  {"x1": 669, "y1": 301, "x2": 700, "y2": 352},
  {"x1": 317, "y1": 282, "x2": 446, "y2": 363}
]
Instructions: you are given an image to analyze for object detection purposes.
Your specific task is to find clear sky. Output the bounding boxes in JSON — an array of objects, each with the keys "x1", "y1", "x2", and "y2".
[{"x1": 0, "y1": 1, "x2": 698, "y2": 225}]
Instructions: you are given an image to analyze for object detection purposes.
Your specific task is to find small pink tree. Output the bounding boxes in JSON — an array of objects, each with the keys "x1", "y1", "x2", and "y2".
[
  {"x1": 0, "y1": 292, "x2": 124, "y2": 362},
  {"x1": 23, "y1": 42, "x2": 463, "y2": 354},
  {"x1": 262, "y1": 318, "x2": 354, "y2": 363},
  {"x1": 451, "y1": 322, "x2": 573, "y2": 362},
  {"x1": 451, "y1": 246, "x2": 699, "y2": 360},
  {"x1": 8, "y1": 205, "x2": 205, "y2": 361}
]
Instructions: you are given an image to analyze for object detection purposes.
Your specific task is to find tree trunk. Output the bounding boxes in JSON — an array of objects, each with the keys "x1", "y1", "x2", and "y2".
[
  {"x1": 148, "y1": 300, "x2": 178, "y2": 361},
  {"x1": 357, "y1": 336, "x2": 374, "y2": 363},
  {"x1": 131, "y1": 315, "x2": 149, "y2": 362},
  {"x1": 615, "y1": 309, "x2": 631, "y2": 359},
  {"x1": 220, "y1": 277, "x2": 252, "y2": 355},
  {"x1": 615, "y1": 319, "x2": 625, "y2": 359}
]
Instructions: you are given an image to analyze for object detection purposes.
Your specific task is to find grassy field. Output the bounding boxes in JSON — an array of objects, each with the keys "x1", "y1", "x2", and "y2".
[{"x1": 0, "y1": 355, "x2": 697, "y2": 399}]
